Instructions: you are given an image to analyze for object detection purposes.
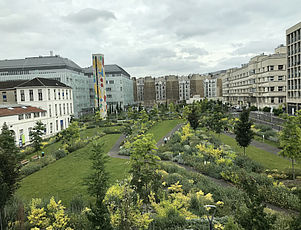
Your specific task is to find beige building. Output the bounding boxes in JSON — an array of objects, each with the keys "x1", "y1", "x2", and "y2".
[
  {"x1": 286, "y1": 22, "x2": 301, "y2": 114},
  {"x1": 222, "y1": 45, "x2": 287, "y2": 109},
  {"x1": 143, "y1": 77, "x2": 156, "y2": 107},
  {"x1": 155, "y1": 77, "x2": 166, "y2": 103},
  {"x1": 165, "y1": 75, "x2": 179, "y2": 104}
]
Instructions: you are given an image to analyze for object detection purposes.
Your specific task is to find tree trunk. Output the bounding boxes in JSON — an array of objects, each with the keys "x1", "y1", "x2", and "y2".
[
  {"x1": 292, "y1": 158, "x2": 295, "y2": 180},
  {"x1": 243, "y1": 147, "x2": 246, "y2": 156}
]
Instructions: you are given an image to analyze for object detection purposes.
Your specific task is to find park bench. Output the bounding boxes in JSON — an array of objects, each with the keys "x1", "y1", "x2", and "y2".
[
  {"x1": 21, "y1": 159, "x2": 29, "y2": 165},
  {"x1": 31, "y1": 155, "x2": 39, "y2": 160}
]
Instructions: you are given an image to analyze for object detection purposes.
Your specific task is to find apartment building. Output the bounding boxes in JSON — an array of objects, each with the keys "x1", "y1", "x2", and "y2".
[
  {"x1": 190, "y1": 74, "x2": 205, "y2": 98},
  {"x1": 155, "y1": 77, "x2": 166, "y2": 103},
  {"x1": 165, "y1": 75, "x2": 179, "y2": 104},
  {"x1": 0, "y1": 55, "x2": 91, "y2": 117},
  {"x1": 222, "y1": 45, "x2": 287, "y2": 109},
  {"x1": 178, "y1": 76, "x2": 190, "y2": 102},
  {"x1": 286, "y1": 22, "x2": 301, "y2": 114},
  {"x1": 0, "y1": 78, "x2": 73, "y2": 145},
  {"x1": 143, "y1": 77, "x2": 156, "y2": 107}
]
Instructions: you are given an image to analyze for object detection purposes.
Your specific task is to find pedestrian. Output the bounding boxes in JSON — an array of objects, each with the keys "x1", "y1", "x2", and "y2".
[{"x1": 164, "y1": 137, "x2": 168, "y2": 144}]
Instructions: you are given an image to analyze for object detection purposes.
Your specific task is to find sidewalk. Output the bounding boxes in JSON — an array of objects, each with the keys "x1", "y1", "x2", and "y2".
[{"x1": 224, "y1": 132, "x2": 281, "y2": 155}]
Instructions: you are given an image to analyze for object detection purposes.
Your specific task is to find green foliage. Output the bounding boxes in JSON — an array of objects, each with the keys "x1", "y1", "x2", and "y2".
[
  {"x1": 0, "y1": 122, "x2": 20, "y2": 229},
  {"x1": 104, "y1": 180, "x2": 152, "y2": 230},
  {"x1": 53, "y1": 149, "x2": 67, "y2": 160},
  {"x1": 128, "y1": 134, "x2": 161, "y2": 201},
  {"x1": 29, "y1": 121, "x2": 45, "y2": 151},
  {"x1": 278, "y1": 111, "x2": 301, "y2": 180},
  {"x1": 234, "y1": 109, "x2": 254, "y2": 155},
  {"x1": 84, "y1": 142, "x2": 112, "y2": 230},
  {"x1": 187, "y1": 104, "x2": 199, "y2": 130},
  {"x1": 61, "y1": 121, "x2": 80, "y2": 152}
]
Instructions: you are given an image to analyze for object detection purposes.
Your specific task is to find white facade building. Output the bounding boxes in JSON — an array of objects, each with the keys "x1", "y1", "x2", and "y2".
[{"x1": 0, "y1": 78, "x2": 73, "y2": 145}]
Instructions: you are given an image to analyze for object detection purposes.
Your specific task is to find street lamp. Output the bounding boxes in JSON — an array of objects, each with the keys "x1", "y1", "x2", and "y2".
[{"x1": 204, "y1": 205, "x2": 216, "y2": 230}]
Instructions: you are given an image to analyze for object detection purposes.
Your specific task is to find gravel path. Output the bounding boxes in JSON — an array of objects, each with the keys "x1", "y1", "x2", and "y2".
[{"x1": 224, "y1": 132, "x2": 281, "y2": 155}]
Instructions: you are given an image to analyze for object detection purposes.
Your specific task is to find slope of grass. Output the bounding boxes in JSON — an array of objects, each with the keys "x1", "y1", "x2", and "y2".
[
  {"x1": 147, "y1": 119, "x2": 183, "y2": 142},
  {"x1": 217, "y1": 133, "x2": 300, "y2": 171},
  {"x1": 17, "y1": 134, "x2": 129, "y2": 204}
]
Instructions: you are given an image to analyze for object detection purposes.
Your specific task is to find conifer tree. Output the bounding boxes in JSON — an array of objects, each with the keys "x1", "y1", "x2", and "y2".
[
  {"x1": 234, "y1": 109, "x2": 254, "y2": 155},
  {"x1": 187, "y1": 103, "x2": 199, "y2": 130},
  {"x1": 0, "y1": 123, "x2": 20, "y2": 230},
  {"x1": 85, "y1": 142, "x2": 112, "y2": 230},
  {"x1": 29, "y1": 121, "x2": 45, "y2": 151}
]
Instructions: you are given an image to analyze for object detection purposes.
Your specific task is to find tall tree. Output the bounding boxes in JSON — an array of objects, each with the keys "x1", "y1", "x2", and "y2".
[
  {"x1": 234, "y1": 109, "x2": 254, "y2": 155},
  {"x1": 0, "y1": 123, "x2": 20, "y2": 230},
  {"x1": 29, "y1": 121, "x2": 45, "y2": 151},
  {"x1": 278, "y1": 112, "x2": 301, "y2": 180},
  {"x1": 128, "y1": 134, "x2": 161, "y2": 201},
  {"x1": 84, "y1": 142, "x2": 112, "y2": 230},
  {"x1": 187, "y1": 103, "x2": 199, "y2": 130}
]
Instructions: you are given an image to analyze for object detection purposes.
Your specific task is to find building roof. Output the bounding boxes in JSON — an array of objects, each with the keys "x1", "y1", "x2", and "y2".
[
  {"x1": 0, "y1": 78, "x2": 71, "y2": 89},
  {"x1": 83, "y1": 64, "x2": 131, "y2": 78},
  {"x1": 0, "y1": 55, "x2": 83, "y2": 72},
  {"x1": 0, "y1": 80, "x2": 27, "y2": 90},
  {"x1": 16, "y1": 77, "x2": 71, "y2": 88},
  {"x1": 0, "y1": 105, "x2": 46, "y2": 117}
]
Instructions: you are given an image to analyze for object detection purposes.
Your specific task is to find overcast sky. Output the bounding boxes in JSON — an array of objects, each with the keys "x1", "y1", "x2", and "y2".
[{"x1": 0, "y1": 0, "x2": 300, "y2": 77}]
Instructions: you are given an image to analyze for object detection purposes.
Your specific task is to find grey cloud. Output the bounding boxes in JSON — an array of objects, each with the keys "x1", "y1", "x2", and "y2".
[
  {"x1": 232, "y1": 40, "x2": 283, "y2": 55},
  {"x1": 64, "y1": 8, "x2": 116, "y2": 24},
  {"x1": 181, "y1": 47, "x2": 209, "y2": 56}
]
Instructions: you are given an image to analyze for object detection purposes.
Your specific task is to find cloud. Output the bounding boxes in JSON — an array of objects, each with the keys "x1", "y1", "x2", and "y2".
[
  {"x1": 64, "y1": 8, "x2": 116, "y2": 24},
  {"x1": 232, "y1": 40, "x2": 282, "y2": 55},
  {"x1": 181, "y1": 47, "x2": 209, "y2": 56}
]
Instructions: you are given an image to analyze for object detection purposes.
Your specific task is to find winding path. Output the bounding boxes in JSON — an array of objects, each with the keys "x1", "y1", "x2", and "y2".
[{"x1": 107, "y1": 124, "x2": 297, "y2": 215}]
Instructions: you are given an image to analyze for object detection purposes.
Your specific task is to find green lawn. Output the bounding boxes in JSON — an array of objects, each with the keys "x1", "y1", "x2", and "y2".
[
  {"x1": 216, "y1": 133, "x2": 301, "y2": 171},
  {"x1": 17, "y1": 134, "x2": 129, "y2": 204},
  {"x1": 147, "y1": 119, "x2": 183, "y2": 142}
]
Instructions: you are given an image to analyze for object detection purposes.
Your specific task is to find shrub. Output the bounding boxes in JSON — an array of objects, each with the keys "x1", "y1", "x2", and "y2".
[
  {"x1": 157, "y1": 151, "x2": 174, "y2": 161},
  {"x1": 66, "y1": 140, "x2": 87, "y2": 153},
  {"x1": 20, "y1": 162, "x2": 42, "y2": 177},
  {"x1": 263, "y1": 107, "x2": 271, "y2": 112},
  {"x1": 233, "y1": 156, "x2": 264, "y2": 173},
  {"x1": 249, "y1": 106, "x2": 258, "y2": 111},
  {"x1": 21, "y1": 146, "x2": 35, "y2": 155},
  {"x1": 52, "y1": 149, "x2": 67, "y2": 160},
  {"x1": 69, "y1": 195, "x2": 85, "y2": 213}
]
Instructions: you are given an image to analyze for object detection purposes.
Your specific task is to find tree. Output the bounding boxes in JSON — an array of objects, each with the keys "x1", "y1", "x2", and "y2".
[
  {"x1": 0, "y1": 123, "x2": 20, "y2": 230},
  {"x1": 128, "y1": 134, "x2": 161, "y2": 201},
  {"x1": 187, "y1": 103, "x2": 199, "y2": 130},
  {"x1": 235, "y1": 172, "x2": 275, "y2": 230},
  {"x1": 234, "y1": 109, "x2": 254, "y2": 155},
  {"x1": 61, "y1": 121, "x2": 80, "y2": 152},
  {"x1": 278, "y1": 112, "x2": 301, "y2": 180},
  {"x1": 84, "y1": 141, "x2": 112, "y2": 229},
  {"x1": 29, "y1": 121, "x2": 45, "y2": 151}
]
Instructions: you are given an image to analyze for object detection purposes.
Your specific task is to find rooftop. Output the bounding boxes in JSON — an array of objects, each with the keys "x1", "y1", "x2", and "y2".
[
  {"x1": 0, "y1": 105, "x2": 46, "y2": 117},
  {"x1": 0, "y1": 55, "x2": 83, "y2": 72},
  {"x1": 83, "y1": 64, "x2": 131, "y2": 78},
  {"x1": 0, "y1": 77, "x2": 71, "y2": 89}
]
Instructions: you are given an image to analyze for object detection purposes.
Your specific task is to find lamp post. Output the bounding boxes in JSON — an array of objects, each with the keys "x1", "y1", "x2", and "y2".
[{"x1": 204, "y1": 205, "x2": 216, "y2": 230}]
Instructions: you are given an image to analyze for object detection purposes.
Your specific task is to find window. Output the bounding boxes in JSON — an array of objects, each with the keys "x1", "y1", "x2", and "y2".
[
  {"x1": 55, "y1": 104, "x2": 58, "y2": 116},
  {"x1": 38, "y1": 89, "x2": 43, "y2": 101},
  {"x1": 21, "y1": 90, "x2": 25, "y2": 101},
  {"x1": 279, "y1": 97, "x2": 284, "y2": 103},
  {"x1": 62, "y1": 90, "x2": 65, "y2": 99},
  {"x1": 120, "y1": 87, "x2": 122, "y2": 91},
  {"x1": 269, "y1": 76, "x2": 274, "y2": 81},
  {"x1": 63, "y1": 103, "x2": 65, "y2": 115},
  {"x1": 34, "y1": 112, "x2": 40, "y2": 118},
  {"x1": 270, "y1": 87, "x2": 275, "y2": 92},
  {"x1": 58, "y1": 90, "x2": 61, "y2": 100},
  {"x1": 278, "y1": 65, "x2": 284, "y2": 70},
  {"x1": 278, "y1": 76, "x2": 284, "y2": 81},
  {"x1": 54, "y1": 89, "x2": 56, "y2": 100},
  {"x1": 109, "y1": 80, "x2": 114, "y2": 84},
  {"x1": 41, "y1": 112, "x2": 46, "y2": 117},
  {"x1": 66, "y1": 90, "x2": 68, "y2": 99},
  {"x1": 271, "y1": 97, "x2": 275, "y2": 103},
  {"x1": 56, "y1": 120, "x2": 58, "y2": 131},
  {"x1": 49, "y1": 105, "x2": 52, "y2": 117},
  {"x1": 67, "y1": 104, "x2": 69, "y2": 114},
  {"x1": 25, "y1": 113, "x2": 31, "y2": 119},
  {"x1": 59, "y1": 104, "x2": 62, "y2": 116},
  {"x1": 28, "y1": 128, "x2": 32, "y2": 139},
  {"x1": 50, "y1": 123, "x2": 53, "y2": 133},
  {"x1": 70, "y1": 90, "x2": 72, "y2": 100},
  {"x1": 29, "y1": 90, "x2": 34, "y2": 101},
  {"x1": 107, "y1": 94, "x2": 112, "y2": 98},
  {"x1": 106, "y1": 88, "x2": 112, "y2": 91},
  {"x1": 278, "y1": 86, "x2": 283, "y2": 91},
  {"x1": 70, "y1": 103, "x2": 72, "y2": 114},
  {"x1": 18, "y1": 114, "x2": 24, "y2": 120},
  {"x1": 48, "y1": 89, "x2": 51, "y2": 100},
  {"x1": 2, "y1": 92, "x2": 7, "y2": 102}
]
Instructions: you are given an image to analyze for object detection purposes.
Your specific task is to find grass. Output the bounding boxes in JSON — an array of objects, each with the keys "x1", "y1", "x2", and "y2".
[
  {"x1": 216, "y1": 133, "x2": 301, "y2": 171},
  {"x1": 147, "y1": 119, "x2": 183, "y2": 142},
  {"x1": 253, "y1": 135, "x2": 279, "y2": 148},
  {"x1": 17, "y1": 134, "x2": 129, "y2": 204}
]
